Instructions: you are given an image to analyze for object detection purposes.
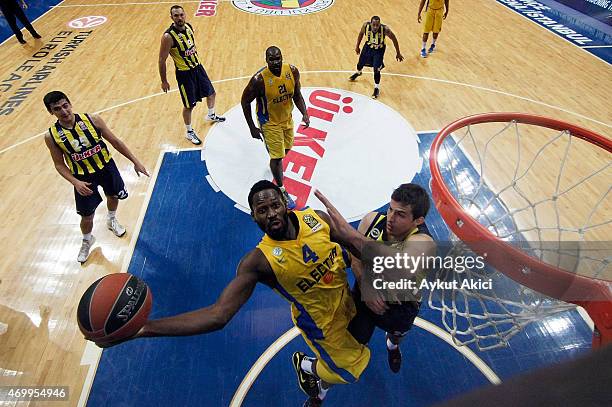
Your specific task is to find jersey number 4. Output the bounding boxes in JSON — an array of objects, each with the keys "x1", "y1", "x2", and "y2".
[{"x1": 302, "y1": 244, "x2": 319, "y2": 263}]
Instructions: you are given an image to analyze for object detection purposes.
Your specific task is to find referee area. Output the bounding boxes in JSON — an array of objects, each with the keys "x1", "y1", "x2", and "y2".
[{"x1": 0, "y1": 1, "x2": 610, "y2": 406}]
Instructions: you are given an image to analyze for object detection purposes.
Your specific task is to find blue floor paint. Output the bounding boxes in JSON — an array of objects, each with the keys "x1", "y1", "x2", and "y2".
[
  {"x1": 0, "y1": 0, "x2": 61, "y2": 43},
  {"x1": 87, "y1": 132, "x2": 592, "y2": 406}
]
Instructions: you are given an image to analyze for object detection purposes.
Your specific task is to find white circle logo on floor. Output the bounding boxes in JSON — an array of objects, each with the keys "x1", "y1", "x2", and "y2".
[
  {"x1": 68, "y1": 16, "x2": 108, "y2": 29},
  {"x1": 204, "y1": 87, "x2": 421, "y2": 221},
  {"x1": 232, "y1": 0, "x2": 334, "y2": 16}
]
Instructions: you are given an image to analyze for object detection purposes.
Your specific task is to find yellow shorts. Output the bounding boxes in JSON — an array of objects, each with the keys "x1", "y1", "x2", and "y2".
[
  {"x1": 261, "y1": 119, "x2": 294, "y2": 159},
  {"x1": 423, "y1": 8, "x2": 444, "y2": 34},
  {"x1": 293, "y1": 291, "x2": 371, "y2": 384}
]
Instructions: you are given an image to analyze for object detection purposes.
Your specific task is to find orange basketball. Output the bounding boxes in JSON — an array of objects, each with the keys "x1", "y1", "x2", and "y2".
[{"x1": 77, "y1": 273, "x2": 152, "y2": 343}]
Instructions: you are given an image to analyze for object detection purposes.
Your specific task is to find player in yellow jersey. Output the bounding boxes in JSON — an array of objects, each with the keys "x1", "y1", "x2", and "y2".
[
  {"x1": 241, "y1": 46, "x2": 310, "y2": 210},
  {"x1": 158, "y1": 5, "x2": 225, "y2": 145},
  {"x1": 348, "y1": 16, "x2": 404, "y2": 99},
  {"x1": 94, "y1": 181, "x2": 371, "y2": 407},
  {"x1": 348, "y1": 184, "x2": 436, "y2": 373},
  {"x1": 43, "y1": 91, "x2": 149, "y2": 263},
  {"x1": 418, "y1": 0, "x2": 450, "y2": 58}
]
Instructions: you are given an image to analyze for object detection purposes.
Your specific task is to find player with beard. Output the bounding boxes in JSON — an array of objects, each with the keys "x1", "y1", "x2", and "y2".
[
  {"x1": 158, "y1": 5, "x2": 225, "y2": 145},
  {"x1": 94, "y1": 180, "x2": 370, "y2": 407}
]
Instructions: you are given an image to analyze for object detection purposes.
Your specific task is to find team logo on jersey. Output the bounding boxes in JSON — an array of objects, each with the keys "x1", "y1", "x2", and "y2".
[
  {"x1": 232, "y1": 0, "x2": 334, "y2": 16},
  {"x1": 370, "y1": 228, "x2": 381, "y2": 239},
  {"x1": 285, "y1": 72, "x2": 292, "y2": 80},
  {"x1": 303, "y1": 214, "x2": 322, "y2": 232},
  {"x1": 77, "y1": 121, "x2": 89, "y2": 132},
  {"x1": 56, "y1": 127, "x2": 67, "y2": 142},
  {"x1": 204, "y1": 87, "x2": 421, "y2": 222},
  {"x1": 272, "y1": 247, "x2": 283, "y2": 257}
]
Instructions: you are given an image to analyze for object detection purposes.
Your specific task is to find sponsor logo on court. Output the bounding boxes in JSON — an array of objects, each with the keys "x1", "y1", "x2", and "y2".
[
  {"x1": 204, "y1": 87, "x2": 421, "y2": 221},
  {"x1": 195, "y1": 0, "x2": 219, "y2": 17},
  {"x1": 232, "y1": 0, "x2": 334, "y2": 16},
  {"x1": 68, "y1": 16, "x2": 108, "y2": 29}
]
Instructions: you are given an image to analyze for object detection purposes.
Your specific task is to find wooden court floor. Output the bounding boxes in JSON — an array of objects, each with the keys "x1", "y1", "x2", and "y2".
[{"x1": 0, "y1": 0, "x2": 610, "y2": 405}]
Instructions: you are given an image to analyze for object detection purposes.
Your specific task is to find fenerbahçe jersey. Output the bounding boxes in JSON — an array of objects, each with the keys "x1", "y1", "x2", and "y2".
[
  {"x1": 49, "y1": 113, "x2": 112, "y2": 175},
  {"x1": 365, "y1": 22, "x2": 386, "y2": 49},
  {"x1": 365, "y1": 213, "x2": 431, "y2": 301},
  {"x1": 256, "y1": 63, "x2": 295, "y2": 125},
  {"x1": 166, "y1": 23, "x2": 201, "y2": 71},
  {"x1": 257, "y1": 208, "x2": 352, "y2": 337}
]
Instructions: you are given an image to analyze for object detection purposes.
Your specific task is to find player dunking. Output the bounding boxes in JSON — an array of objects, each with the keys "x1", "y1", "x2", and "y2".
[
  {"x1": 96, "y1": 181, "x2": 371, "y2": 407},
  {"x1": 241, "y1": 46, "x2": 310, "y2": 210}
]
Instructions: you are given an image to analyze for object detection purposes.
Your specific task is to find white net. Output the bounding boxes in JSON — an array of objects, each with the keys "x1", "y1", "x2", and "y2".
[{"x1": 428, "y1": 117, "x2": 612, "y2": 351}]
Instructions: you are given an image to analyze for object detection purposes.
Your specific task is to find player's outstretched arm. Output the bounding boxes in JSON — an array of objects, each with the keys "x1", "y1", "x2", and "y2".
[{"x1": 96, "y1": 250, "x2": 263, "y2": 348}]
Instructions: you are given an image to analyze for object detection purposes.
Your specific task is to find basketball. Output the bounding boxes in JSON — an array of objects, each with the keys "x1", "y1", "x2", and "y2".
[{"x1": 77, "y1": 273, "x2": 152, "y2": 343}]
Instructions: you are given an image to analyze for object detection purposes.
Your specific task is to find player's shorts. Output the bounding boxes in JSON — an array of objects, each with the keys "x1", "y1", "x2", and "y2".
[
  {"x1": 261, "y1": 119, "x2": 294, "y2": 159},
  {"x1": 357, "y1": 46, "x2": 386, "y2": 71},
  {"x1": 73, "y1": 159, "x2": 128, "y2": 217},
  {"x1": 175, "y1": 64, "x2": 215, "y2": 108},
  {"x1": 292, "y1": 287, "x2": 371, "y2": 385},
  {"x1": 423, "y1": 8, "x2": 444, "y2": 33},
  {"x1": 348, "y1": 284, "x2": 420, "y2": 344}
]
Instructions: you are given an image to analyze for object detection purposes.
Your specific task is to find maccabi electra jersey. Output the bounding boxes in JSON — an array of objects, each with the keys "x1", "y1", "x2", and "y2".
[
  {"x1": 166, "y1": 23, "x2": 201, "y2": 71},
  {"x1": 49, "y1": 114, "x2": 112, "y2": 175},
  {"x1": 257, "y1": 208, "x2": 352, "y2": 338},
  {"x1": 256, "y1": 63, "x2": 295, "y2": 125},
  {"x1": 426, "y1": 0, "x2": 445, "y2": 10},
  {"x1": 365, "y1": 22, "x2": 386, "y2": 49}
]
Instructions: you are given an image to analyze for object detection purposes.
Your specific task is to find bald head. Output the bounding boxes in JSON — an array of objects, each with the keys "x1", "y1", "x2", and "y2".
[
  {"x1": 266, "y1": 46, "x2": 281, "y2": 58},
  {"x1": 265, "y1": 46, "x2": 283, "y2": 75}
]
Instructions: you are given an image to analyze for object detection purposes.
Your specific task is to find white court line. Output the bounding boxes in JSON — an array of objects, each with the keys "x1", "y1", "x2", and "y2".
[
  {"x1": 230, "y1": 318, "x2": 501, "y2": 406},
  {"x1": 77, "y1": 149, "x2": 167, "y2": 407},
  {"x1": 2, "y1": 71, "x2": 610, "y2": 156},
  {"x1": 0, "y1": 0, "x2": 66, "y2": 47},
  {"x1": 581, "y1": 45, "x2": 612, "y2": 49}
]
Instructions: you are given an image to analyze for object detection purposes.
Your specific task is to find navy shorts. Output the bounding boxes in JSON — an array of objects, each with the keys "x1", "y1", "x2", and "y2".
[
  {"x1": 348, "y1": 283, "x2": 420, "y2": 344},
  {"x1": 175, "y1": 64, "x2": 215, "y2": 108},
  {"x1": 357, "y1": 46, "x2": 386, "y2": 71},
  {"x1": 74, "y1": 159, "x2": 128, "y2": 217}
]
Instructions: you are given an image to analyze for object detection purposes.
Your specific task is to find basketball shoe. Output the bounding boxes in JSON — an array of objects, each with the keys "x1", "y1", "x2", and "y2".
[
  {"x1": 348, "y1": 71, "x2": 362, "y2": 81},
  {"x1": 186, "y1": 130, "x2": 202, "y2": 145},
  {"x1": 78, "y1": 236, "x2": 96, "y2": 264},
  {"x1": 205, "y1": 113, "x2": 226, "y2": 122},
  {"x1": 107, "y1": 218, "x2": 126, "y2": 237},
  {"x1": 292, "y1": 352, "x2": 319, "y2": 397},
  {"x1": 420, "y1": 48, "x2": 427, "y2": 58},
  {"x1": 372, "y1": 88, "x2": 380, "y2": 99},
  {"x1": 428, "y1": 43, "x2": 436, "y2": 54}
]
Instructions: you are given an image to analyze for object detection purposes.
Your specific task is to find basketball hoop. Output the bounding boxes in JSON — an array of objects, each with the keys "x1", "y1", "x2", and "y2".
[{"x1": 428, "y1": 112, "x2": 611, "y2": 350}]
